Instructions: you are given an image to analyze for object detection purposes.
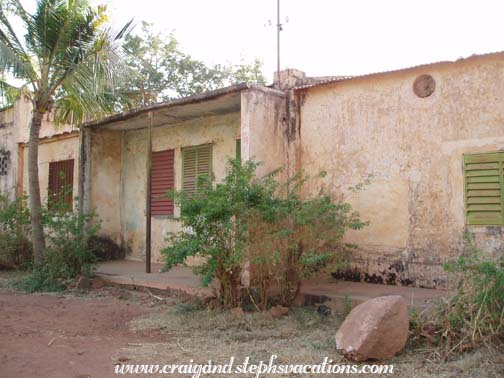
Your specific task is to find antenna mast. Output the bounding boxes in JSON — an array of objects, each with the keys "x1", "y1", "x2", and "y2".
[{"x1": 277, "y1": 0, "x2": 281, "y2": 86}]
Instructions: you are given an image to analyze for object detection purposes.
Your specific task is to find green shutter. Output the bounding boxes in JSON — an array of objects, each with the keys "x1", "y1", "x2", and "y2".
[
  {"x1": 236, "y1": 139, "x2": 241, "y2": 162},
  {"x1": 464, "y1": 152, "x2": 504, "y2": 225},
  {"x1": 182, "y1": 144, "x2": 213, "y2": 195}
]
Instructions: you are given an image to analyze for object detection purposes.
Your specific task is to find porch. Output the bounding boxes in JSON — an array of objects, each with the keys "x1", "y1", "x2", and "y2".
[{"x1": 95, "y1": 260, "x2": 451, "y2": 310}]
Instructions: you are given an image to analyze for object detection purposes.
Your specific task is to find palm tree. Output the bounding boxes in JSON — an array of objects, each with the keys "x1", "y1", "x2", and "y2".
[{"x1": 0, "y1": 0, "x2": 132, "y2": 264}]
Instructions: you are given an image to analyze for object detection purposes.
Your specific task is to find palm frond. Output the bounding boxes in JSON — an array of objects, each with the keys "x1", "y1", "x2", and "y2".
[
  {"x1": 0, "y1": 77, "x2": 21, "y2": 106},
  {"x1": 52, "y1": 21, "x2": 134, "y2": 124},
  {"x1": 0, "y1": 1, "x2": 38, "y2": 87}
]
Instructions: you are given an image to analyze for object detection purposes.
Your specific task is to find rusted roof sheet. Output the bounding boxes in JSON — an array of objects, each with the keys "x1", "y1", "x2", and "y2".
[
  {"x1": 0, "y1": 104, "x2": 14, "y2": 113},
  {"x1": 293, "y1": 50, "x2": 504, "y2": 91},
  {"x1": 81, "y1": 82, "x2": 253, "y2": 129}
]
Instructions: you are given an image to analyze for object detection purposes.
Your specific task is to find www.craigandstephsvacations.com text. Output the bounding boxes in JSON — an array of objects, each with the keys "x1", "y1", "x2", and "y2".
[{"x1": 114, "y1": 355, "x2": 394, "y2": 377}]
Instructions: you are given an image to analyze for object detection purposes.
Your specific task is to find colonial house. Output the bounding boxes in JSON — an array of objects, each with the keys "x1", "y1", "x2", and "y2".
[
  {"x1": 0, "y1": 94, "x2": 79, "y2": 206},
  {"x1": 3, "y1": 52, "x2": 504, "y2": 289}
]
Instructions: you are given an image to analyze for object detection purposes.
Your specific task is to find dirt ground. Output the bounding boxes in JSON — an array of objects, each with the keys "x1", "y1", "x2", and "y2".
[{"x1": 0, "y1": 272, "x2": 503, "y2": 378}]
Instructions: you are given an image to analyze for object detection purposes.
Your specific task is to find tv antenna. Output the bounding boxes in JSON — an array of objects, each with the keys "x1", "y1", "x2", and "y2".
[
  {"x1": 277, "y1": 0, "x2": 281, "y2": 85},
  {"x1": 266, "y1": 0, "x2": 288, "y2": 86}
]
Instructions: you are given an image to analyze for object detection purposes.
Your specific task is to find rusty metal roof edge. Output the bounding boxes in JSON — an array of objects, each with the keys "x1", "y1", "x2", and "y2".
[
  {"x1": 0, "y1": 103, "x2": 14, "y2": 113},
  {"x1": 19, "y1": 129, "x2": 79, "y2": 146},
  {"x1": 293, "y1": 50, "x2": 504, "y2": 91},
  {"x1": 81, "y1": 82, "x2": 259, "y2": 129}
]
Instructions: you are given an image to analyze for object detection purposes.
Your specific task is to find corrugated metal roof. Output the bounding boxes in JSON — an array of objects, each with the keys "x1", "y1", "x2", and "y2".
[
  {"x1": 293, "y1": 50, "x2": 504, "y2": 91},
  {"x1": 81, "y1": 82, "x2": 253, "y2": 128}
]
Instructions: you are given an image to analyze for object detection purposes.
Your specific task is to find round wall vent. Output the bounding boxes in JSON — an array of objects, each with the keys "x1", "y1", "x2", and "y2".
[{"x1": 413, "y1": 74, "x2": 436, "y2": 98}]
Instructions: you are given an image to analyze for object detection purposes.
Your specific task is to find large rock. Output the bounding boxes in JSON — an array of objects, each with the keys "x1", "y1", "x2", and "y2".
[{"x1": 335, "y1": 295, "x2": 408, "y2": 361}]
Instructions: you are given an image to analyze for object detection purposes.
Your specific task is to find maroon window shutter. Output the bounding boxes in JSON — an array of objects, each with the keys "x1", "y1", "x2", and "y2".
[
  {"x1": 151, "y1": 149, "x2": 175, "y2": 215},
  {"x1": 48, "y1": 159, "x2": 74, "y2": 209}
]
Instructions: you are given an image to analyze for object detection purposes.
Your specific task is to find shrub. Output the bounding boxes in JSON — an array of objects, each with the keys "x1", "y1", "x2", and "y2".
[
  {"x1": 0, "y1": 194, "x2": 32, "y2": 269},
  {"x1": 88, "y1": 235, "x2": 125, "y2": 261},
  {"x1": 0, "y1": 233, "x2": 33, "y2": 269},
  {"x1": 163, "y1": 159, "x2": 366, "y2": 309},
  {"x1": 421, "y1": 234, "x2": 504, "y2": 355},
  {"x1": 18, "y1": 199, "x2": 100, "y2": 292},
  {"x1": 163, "y1": 160, "x2": 269, "y2": 307},
  {"x1": 248, "y1": 172, "x2": 366, "y2": 308}
]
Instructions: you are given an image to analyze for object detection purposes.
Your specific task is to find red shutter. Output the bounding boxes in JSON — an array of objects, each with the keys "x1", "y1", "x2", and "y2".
[
  {"x1": 48, "y1": 159, "x2": 74, "y2": 209},
  {"x1": 151, "y1": 149, "x2": 175, "y2": 216}
]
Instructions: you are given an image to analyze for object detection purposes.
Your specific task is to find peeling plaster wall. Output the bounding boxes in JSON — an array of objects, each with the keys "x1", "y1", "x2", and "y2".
[
  {"x1": 1, "y1": 94, "x2": 78, "y2": 201},
  {"x1": 0, "y1": 106, "x2": 17, "y2": 199},
  {"x1": 298, "y1": 55, "x2": 504, "y2": 288},
  {"x1": 240, "y1": 88, "x2": 288, "y2": 177},
  {"x1": 120, "y1": 112, "x2": 240, "y2": 261},
  {"x1": 21, "y1": 136, "x2": 79, "y2": 206},
  {"x1": 89, "y1": 130, "x2": 122, "y2": 244}
]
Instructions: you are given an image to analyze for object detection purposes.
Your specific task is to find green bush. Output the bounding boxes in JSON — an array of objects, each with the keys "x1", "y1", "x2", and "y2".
[
  {"x1": 247, "y1": 171, "x2": 366, "y2": 308},
  {"x1": 18, "y1": 199, "x2": 100, "y2": 292},
  {"x1": 0, "y1": 194, "x2": 32, "y2": 269},
  {"x1": 421, "y1": 234, "x2": 504, "y2": 355},
  {"x1": 162, "y1": 159, "x2": 366, "y2": 309},
  {"x1": 0, "y1": 233, "x2": 33, "y2": 269},
  {"x1": 163, "y1": 159, "x2": 267, "y2": 307}
]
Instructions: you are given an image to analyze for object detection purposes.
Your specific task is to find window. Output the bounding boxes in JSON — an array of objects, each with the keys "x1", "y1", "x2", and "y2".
[
  {"x1": 182, "y1": 144, "x2": 212, "y2": 195},
  {"x1": 48, "y1": 159, "x2": 74, "y2": 209},
  {"x1": 0, "y1": 150, "x2": 9, "y2": 176},
  {"x1": 151, "y1": 149, "x2": 175, "y2": 216},
  {"x1": 464, "y1": 152, "x2": 504, "y2": 225}
]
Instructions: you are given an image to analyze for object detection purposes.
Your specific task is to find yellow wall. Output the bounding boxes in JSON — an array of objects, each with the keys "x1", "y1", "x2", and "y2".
[
  {"x1": 297, "y1": 54, "x2": 504, "y2": 287},
  {"x1": 88, "y1": 112, "x2": 241, "y2": 262}
]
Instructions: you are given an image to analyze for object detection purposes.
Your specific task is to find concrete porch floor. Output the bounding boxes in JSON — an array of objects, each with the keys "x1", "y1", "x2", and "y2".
[{"x1": 96, "y1": 260, "x2": 451, "y2": 310}]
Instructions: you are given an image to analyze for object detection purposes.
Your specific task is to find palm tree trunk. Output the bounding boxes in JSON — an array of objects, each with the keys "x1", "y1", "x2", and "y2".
[{"x1": 28, "y1": 109, "x2": 46, "y2": 265}]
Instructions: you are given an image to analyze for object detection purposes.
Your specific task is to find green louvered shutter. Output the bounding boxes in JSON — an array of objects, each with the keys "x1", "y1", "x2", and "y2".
[
  {"x1": 182, "y1": 144, "x2": 213, "y2": 195},
  {"x1": 464, "y1": 152, "x2": 504, "y2": 225},
  {"x1": 236, "y1": 139, "x2": 241, "y2": 162}
]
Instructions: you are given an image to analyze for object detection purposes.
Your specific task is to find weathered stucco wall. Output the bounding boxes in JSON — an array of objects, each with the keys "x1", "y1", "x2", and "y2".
[
  {"x1": 241, "y1": 88, "x2": 288, "y2": 177},
  {"x1": 297, "y1": 54, "x2": 504, "y2": 288},
  {"x1": 120, "y1": 112, "x2": 240, "y2": 261},
  {"x1": 21, "y1": 135, "x2": 79, "y2": 206},
  {"x1": 89, "y1": 130, "x2": 122, "y2": 244},
  {"x1": 1, "y1": 95, "x2": 77, "y2": 201},
  {"x1": 0, "y1": 106, "x2": 17, "y2": 199}
]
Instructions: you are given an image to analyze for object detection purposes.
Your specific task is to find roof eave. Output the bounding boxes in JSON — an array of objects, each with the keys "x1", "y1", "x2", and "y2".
[{"x1": 81, "y1": 82, "x2": 254, "y2": 129}]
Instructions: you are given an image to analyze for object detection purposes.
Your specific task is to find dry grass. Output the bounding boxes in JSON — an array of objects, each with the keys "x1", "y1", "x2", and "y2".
[
  {"x1": 1, "y1": 270, "x2": 502, "y2": 377},
  {"x1": 126, "y1": 305, "x2": 504, "y2": 378}
]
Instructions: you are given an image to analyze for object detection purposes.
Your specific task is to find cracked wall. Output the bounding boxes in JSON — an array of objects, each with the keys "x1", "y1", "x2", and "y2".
[{"x1": 295, "y1": 54, "x2": 504, "y2": 288}]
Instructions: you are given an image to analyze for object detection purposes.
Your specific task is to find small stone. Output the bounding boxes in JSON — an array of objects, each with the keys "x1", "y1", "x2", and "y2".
[
  {"x1": 91, "y1": 278, "x2": 104, "y2": 289},
  {"x1": 316, "y1": 304, "x2": 331, "y2": 316},
  {"x1": 229, "y1": 307, "x2": 245, "y2": 319},
  {"x1": 76, "y1": 276, "x2": 91, "y2": 290},
  {"x1": 207, "y1": 298, "x2": 221, "y2": 311},
  {"x1": 269, "y1": 305, "x2": 289, "y2": 319},
  {"x1": 335, "y1": 295, "x2": 409, "y2": 361}
]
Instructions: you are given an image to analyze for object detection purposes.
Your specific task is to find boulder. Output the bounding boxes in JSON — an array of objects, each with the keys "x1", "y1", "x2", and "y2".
[
  {"x1": 335, "y1": 295, "x2": 408, "y2": 361},
  {"x1": 269, "y1": 305, "x2": 289, "y2": 319}
]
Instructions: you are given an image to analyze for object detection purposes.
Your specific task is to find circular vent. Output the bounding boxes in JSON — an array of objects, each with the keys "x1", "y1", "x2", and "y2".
[{"x1": 413, "y1": 74, "x2": 436, "y2": 98}]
